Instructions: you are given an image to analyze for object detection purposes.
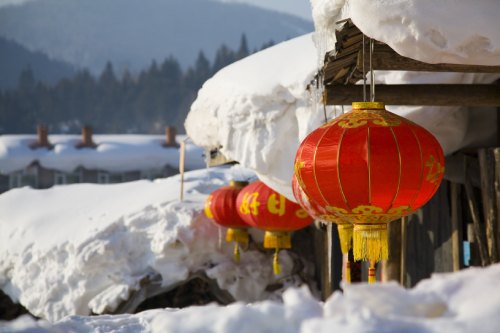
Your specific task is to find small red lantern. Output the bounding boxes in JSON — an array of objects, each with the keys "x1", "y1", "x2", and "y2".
[
  {"x1": 205, "y1": 181, "x2": 249, "y2": 262},
  {"x1": 292, "y1": 173, "x2": 353, "y2": 283},
  {"x1": 295, "y1": 102, "x2": 444, "y2": 281},
  {"x1": 236, "y1": 180, "x2": 313, "y2": 274}
]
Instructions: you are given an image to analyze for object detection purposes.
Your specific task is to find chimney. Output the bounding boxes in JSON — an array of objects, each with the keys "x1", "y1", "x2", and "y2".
[
  {"x1": 30, "y1": 124, "x2": 53, "y2": 149},
  {"x1": 163, "y1": 126, "x2": 179, "y2": 147},
  {"x1": 76, "y1": 125, "x2": 97, "y2": 149}
]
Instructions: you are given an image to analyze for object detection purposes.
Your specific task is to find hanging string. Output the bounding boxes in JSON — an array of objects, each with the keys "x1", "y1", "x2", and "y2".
[
  {"x1": 362, "y1": 35, "x2": 367, "y2": 102},
  {"x1": 370, "y1": 38, "x2": 375, "y2": 102}
]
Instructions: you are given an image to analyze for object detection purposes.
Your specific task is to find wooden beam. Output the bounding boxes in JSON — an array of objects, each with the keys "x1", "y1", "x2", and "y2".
[
  {"x1": 325, "y1": 84, "x2": 500, "y2": 106},
  {"x1": 357, "y1": 44, "x2": 500, "y2": 73}
]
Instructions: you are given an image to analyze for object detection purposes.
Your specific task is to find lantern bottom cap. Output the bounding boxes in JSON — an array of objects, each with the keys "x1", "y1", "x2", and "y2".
[
  {"x1": 264, "y1": 231, "x2": 291, "y2": 249},
  {"x1": 226, "y1": 228, "x2": 249, "y2": 245}
]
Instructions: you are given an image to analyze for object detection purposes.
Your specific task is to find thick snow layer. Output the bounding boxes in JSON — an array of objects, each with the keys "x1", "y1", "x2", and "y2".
[
  {"x1": 0, "y1": 165, "x2": 305, "y2": 322},
  {"x1": 311, "y1": 0, "x2": 500, "y2": 66},
  {"x1": 185, "y1": 32, "x2": 499, "y2": 201},
  {"x1": 0, "y1": 135, "x2": 205, "y2": 174},
  {"x1": 4, "y1": 264, "x2": 500, "y2": 333}
]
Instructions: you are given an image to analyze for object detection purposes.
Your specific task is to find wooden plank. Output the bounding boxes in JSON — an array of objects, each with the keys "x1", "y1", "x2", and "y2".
[
  {"x1": 325, "y1": 84, "x2": 500, "y2": 106},
  {"x1": 357, "y1": 43, "x2": 500, "y2": 73},
  {"x1": 464, "y1": 157, "x2": 491, "y2": 266},
  {"x1": 450, "y1": 182, "x2": 462, "y2": 271},
  {"x1": 478, "y1": 149, "x2": 499, "y2": 262}
]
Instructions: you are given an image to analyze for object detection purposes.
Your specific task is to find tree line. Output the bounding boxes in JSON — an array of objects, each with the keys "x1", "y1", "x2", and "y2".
[{"x1": 0, "y1": 35, "x2": 273, "y2": 134}]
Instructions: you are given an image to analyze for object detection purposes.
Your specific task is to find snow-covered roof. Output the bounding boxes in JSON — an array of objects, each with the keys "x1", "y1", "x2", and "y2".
[
  {"x1": 0, "y1": 135, "x2": 206, "y2": 174},
  {"x1": 311, "y1": 0, "x2": 500, "y2": 66},
  {"x1": 5, "y1": 264, "x2": 500, "y2": 333},
  {"x1": 0, "y1": 165, "x2": 310, "y2": 322},
  {"x1": 186, "y1": 30, "x2": 499, "y2": 201}
]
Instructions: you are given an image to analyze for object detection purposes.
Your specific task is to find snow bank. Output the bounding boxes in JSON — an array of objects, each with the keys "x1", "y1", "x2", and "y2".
[
  {"x1": 4, "y1": 264, "x2": 500, "y2": 333},
  {"x1": 0, "y1": 165, "x2": 306, "y2": 322},
  {"x1": 311, "y1": 0, "x2": 500, "y2": 66},
  {"x1": 0, "y1": 135, "x2": 205, "y2": 174}
]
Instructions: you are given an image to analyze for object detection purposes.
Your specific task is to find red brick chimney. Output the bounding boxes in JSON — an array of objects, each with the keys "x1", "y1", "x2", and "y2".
[
  {"x1": 163, "y1": 126, "x2": 179, "y2": 147},
  {"x1": 30, "y1": 124, "x2": 53, "y2": 149},
  {"x1": 76, "y1": 125, "x2": 97, "y2": 149}
]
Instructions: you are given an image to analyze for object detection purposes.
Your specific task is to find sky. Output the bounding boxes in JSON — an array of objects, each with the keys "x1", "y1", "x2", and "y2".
[{"x1": 0, "y1": 0, "x2": 313, "y2": 21}]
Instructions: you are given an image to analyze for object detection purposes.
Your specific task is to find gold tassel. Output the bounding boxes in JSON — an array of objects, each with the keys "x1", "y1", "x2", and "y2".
[
  {"x1": 353, "y1": 224, "x2": 388, "y2": 262},
  {"x1": 368, "y1": 261, "x2": 376, "y2": 284},
  {"x1": 343, "y1": 253, "x2": 351, "y2": 284},
  {"x1": 233, "y1": 243, "x2": 240, "y2": 263},
  {"x1": 337, "y1": 223, "x2": 353, "y2": 254},
  {"x1": 263, "y1": 231, "x2": 291, "y2": 249},
  {"x1": 273, "y1": 248, "x2": 281, "y2": 275}
]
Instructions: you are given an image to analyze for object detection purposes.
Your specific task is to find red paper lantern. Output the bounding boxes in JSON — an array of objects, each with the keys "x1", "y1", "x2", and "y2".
[
  {"x1": 236, "y1": 180, "x2": 313, "y2": 274},
  {"x1": 204, "y1": 181, "x2": 249, "y2": 262},
  {"x1": 292, "y1": 173, "x2": 353, "y2": 283},
  {"x1": 294, "y1": 102, "x2": 444, "y2": 268}
]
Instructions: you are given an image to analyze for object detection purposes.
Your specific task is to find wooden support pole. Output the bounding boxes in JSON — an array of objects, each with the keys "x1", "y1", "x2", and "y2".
[
  {"x1": 450, "y1": 182, "x2": 462, "y2": 271},
  {"x1": 382, "y1": 219, "x2": 401, "y2": 283},
  {"x1": 179, "y1": 140, "x2": 186, "y2": 202},
  {"x1": 400, "y1": 216, "x2": 407, "y2": 285},
  {"x1": 464, "y1": 157, "x2": 491, "y2": 266},
  {"x1": 325, "y1": 84, "x2": 500, "y2": 107},
  {"x1": 495, "y1": 149, "x2": 500, "y2": 257},
  {"x1": 478, "y1": 149, "x2": 499, "y2": 263}
]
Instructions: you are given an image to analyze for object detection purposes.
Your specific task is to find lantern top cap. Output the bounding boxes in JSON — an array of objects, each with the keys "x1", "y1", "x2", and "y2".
[
  {"x1": 352, "y1": 102, "x2": 385, "y2": 110},
  {"x1": 229, "y1": 180, "x2": 249, "y2": 188}
]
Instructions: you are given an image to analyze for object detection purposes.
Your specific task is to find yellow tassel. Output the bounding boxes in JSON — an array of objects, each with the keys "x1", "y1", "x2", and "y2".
[
  {"x1": 273, "y1": 248, "x2": 281, "y2": 275},
  {"x1": 226, "y1": 228, "x2": 249, "y2": 246},
  {"x1": 264, "y1": 231, "x2": 291, "y2": 249},
  {"x1": 337, "y1": 224, "x2": 353, "y2": 254},
  {"x1": 343, "y1": 253, "x2": 351, "y2": 284},
  {"x1": 233, "y1": 243, "x2": 240, "y2": 263},
  {"x1": 368, "y1": 261, "x2": 376, "y2": 284},
  {"x1": 353, "y1": 224, "x2": 388, "y2": 262}
]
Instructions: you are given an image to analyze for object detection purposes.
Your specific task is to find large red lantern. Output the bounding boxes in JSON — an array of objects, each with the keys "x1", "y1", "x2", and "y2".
[
  {"x1": 205, "y1": 181, "x2": 249, "y2": 262},
  {"x1": 294, "y1": 102, "x2": 444, "y2": 280},
  {"x1": 292, "y1": 173, "x2": 353, "y2": 283},
  {"x1": 236, "y1": 180, "x2": 313, "y2": 274}
]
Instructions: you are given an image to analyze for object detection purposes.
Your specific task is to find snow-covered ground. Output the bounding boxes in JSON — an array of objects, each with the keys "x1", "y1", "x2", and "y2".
[
  {"x1": 3, "y1": 264, "x2": 500, "y2": 333},
  {"x1": 0, "y1": 165, "x2": 313, "y2": 322},
  {"x1": 0, "y1": 135, "x2": 205, "y2": 174}
]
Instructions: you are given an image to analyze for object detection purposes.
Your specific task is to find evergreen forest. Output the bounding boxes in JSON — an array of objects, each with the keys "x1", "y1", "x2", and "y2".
[{"x1": 0, "y1": 36, "x2": 273, "y2": 134}]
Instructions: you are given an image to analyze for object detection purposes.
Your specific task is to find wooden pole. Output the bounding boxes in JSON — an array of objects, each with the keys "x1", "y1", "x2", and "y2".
[
  {"x1": 450, "y1": 182, "x2": 462, "y2": 271},
  {"x1": 464, "y1": 157, "x2": 491, "y2": 266},
  {"x1": 179, "y1": 140, "x2": 186, "y2": 201},
  {"x1": 323, "y1": 223, "x2": 332, "y2": 299},
  {"x1": 478, "y1": 149, "x2": 499, "y2": 262},
  {"x1": 382, "y1": 219, "x2": 401, "y2": 283},
  {"x1": 494, "y1": 148, "x2": 500, "y2": 258},
  {"x1": 400, "y1": 216, "x2": 407, "y2": 285}
]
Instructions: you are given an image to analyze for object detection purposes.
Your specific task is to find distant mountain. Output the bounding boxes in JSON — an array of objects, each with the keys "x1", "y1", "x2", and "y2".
[
  {"x1": 0, "y1": 37, "x2": 76, "y2": 91},
  {"x1": 0, "y1": 0, "x2": 313, "y2": 74}
]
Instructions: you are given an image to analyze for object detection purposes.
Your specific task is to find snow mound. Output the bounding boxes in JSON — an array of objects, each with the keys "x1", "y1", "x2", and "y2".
[
  {"x1": 0, "y1": 165, "x2": 303, "y2": 322},
  {"x1": 3, "y1": 264, "x2": 500, "y2": 333}
]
